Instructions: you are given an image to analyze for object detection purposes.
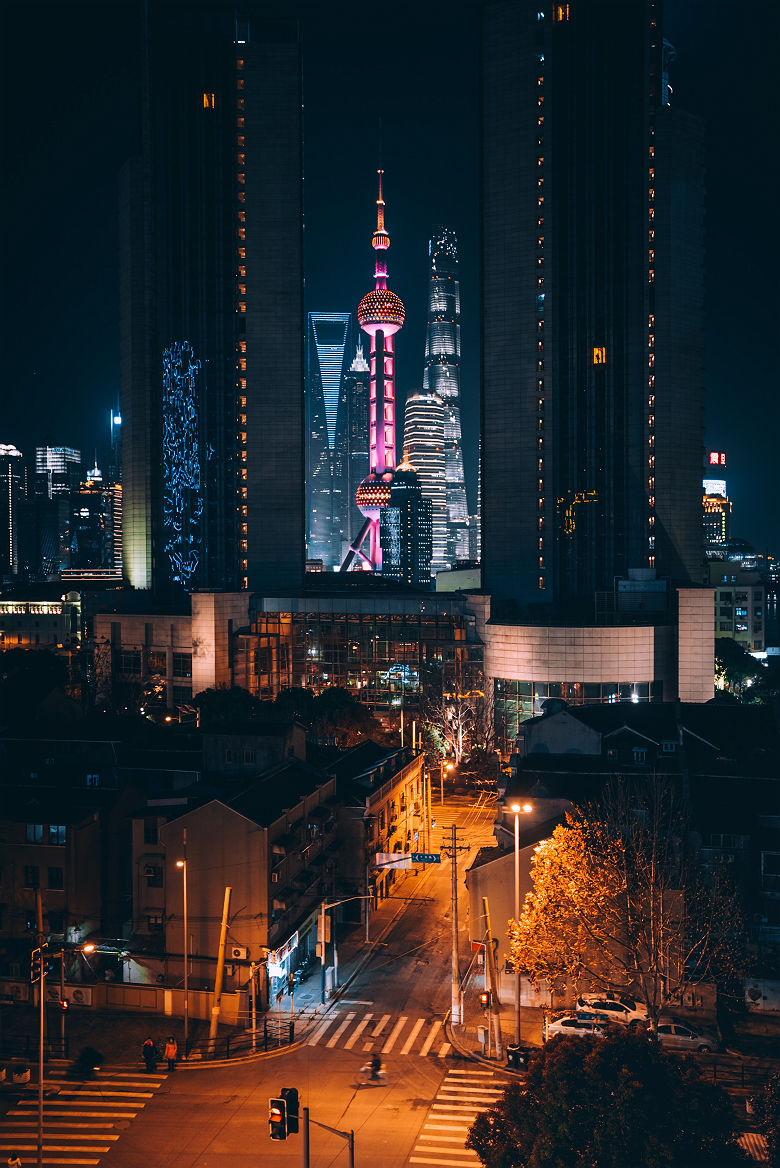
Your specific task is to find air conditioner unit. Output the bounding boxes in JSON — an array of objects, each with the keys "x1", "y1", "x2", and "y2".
[
  {"x1": 271, "y1": 871, "x2": 280, "y2": 883},
  {"x1": 230, "y1": 946, "x2": 248, "y2": 961}
]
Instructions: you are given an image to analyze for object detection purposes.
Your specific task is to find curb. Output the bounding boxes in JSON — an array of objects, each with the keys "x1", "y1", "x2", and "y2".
[{"x1": 446, "y1": 1019, "x2": 527, "y2": 1078}]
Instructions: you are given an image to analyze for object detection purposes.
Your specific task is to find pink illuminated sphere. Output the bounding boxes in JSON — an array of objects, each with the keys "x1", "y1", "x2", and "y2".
[{"x1": 357, "y1": 289, "x2": 405, "y2": 337}]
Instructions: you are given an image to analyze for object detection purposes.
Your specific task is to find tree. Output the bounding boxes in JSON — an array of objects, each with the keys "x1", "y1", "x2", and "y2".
[
  {"x1": 311, "y1": 686, "x2": 387, "y2": 748},
  {"x1": 715, "y1": 637, "x2": 762, "y2": 696},
  {"x1": 507, "y1": 778, "x2": 747, "y2": 1029},
  {"x1": 192, "y1": 684, "x2": 265, "y2": 728},
  {"x1": 751, "y1": 1072, "x2": 780, "y2": 1168},
  {"x1": 467, "y1": 1027, "x2": 746, "y2": 1168},
  {"x1": 0, "y1": 648, "x2": 68, "y2": 725}
]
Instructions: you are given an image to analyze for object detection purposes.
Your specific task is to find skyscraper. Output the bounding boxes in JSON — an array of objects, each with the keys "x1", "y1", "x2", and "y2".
[
  {"x1": 481, "y1": 0, "x2": 704, "y2": 613},
  {"x1": 307, "y1": 312, "x2": 355, "y2": 568},
  {"x1": 120, "y1": 3, "x2": 303, "y2": 597},
  {"x1": 35, "y1": 446, "x2": 81, "y2": 496},
  {"x1": 0, "y1": 444, "x2": 24, "y2": 581},
  {"x1": 342, "y1": 343, "x2": 370, "y2": 558},
  {"x1": 423, "y1": 227, "x2": 469, "y2": 563},
  {"x1": 380, "y1": 456, "x2": 433, "y2": 587},
  {"x1": 403, "y1": 391, "x2": 447, "y2": 571}
]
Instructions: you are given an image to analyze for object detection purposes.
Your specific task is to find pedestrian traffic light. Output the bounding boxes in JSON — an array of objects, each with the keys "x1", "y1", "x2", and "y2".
[
  {"x1": 479, "y1": 990, "x2": 492, "y2": 1010},
  {"x1": 281, "y1": 1086, "x2": 299, "y2": 1134},
  {"x1": 269, "y1": 1097, "x2": 287, "y2": 1140}
]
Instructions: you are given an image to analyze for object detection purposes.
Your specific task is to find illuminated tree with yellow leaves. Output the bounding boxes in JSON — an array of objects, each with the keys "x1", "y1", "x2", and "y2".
[{"x1": 507, "y1": 779, "x2": 746, "y2": 1029}]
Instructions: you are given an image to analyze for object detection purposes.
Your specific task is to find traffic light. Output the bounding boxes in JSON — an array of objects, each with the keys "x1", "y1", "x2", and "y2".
[
  {"x1": 479, "y1": 990, "x2": 492, "y2": 1010},
  {"x1": 30, "y1": 948, "x2": 42, "y2": 984},
  {"x1": 281, "y1": 1087, "x2": 299, "y2": 1134},
  {"x1": 269, "y1": 1097, "x2": 287, "y2": 1140}
]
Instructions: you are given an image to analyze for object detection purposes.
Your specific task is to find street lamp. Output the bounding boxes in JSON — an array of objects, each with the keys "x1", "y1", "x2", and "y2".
[
  {"x1": 176, "y1": 843, "x2": 189, "y2": 1060},
  {"x1": 510, "y1": 802, "x2": 533, "y2": 1047}
]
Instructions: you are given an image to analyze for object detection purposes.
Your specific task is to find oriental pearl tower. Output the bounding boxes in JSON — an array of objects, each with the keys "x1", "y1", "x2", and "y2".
[{"x1": 340, "y1": 170, "x2": 405, "y2": 572}]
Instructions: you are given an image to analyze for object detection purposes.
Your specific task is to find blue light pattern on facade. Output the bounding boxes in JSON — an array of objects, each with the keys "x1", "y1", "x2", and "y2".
[
  {"x1": 162, "y1": 341, "x2": 202, "y2": 584},
  {"x1": 311, "y1": 313, "x2": 350, "y2": 448}
]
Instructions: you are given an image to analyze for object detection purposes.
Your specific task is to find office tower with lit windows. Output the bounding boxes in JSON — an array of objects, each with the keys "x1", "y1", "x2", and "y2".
[
  {"x1": 481, "y1": 0, "x2": 704, "y2": 613},
  {"x1": 380, "y1": 456, "x2": 433, "y2": 587},
  {"x1": 35, "y1": 446, "x2": 81, "y2": 496},
  {"x1": 307, "y1": 312, "x2": 357, "y2": 569},
  {"x1": 403, "y1": 391, "x2": 448, "y2": 572},
  {"x1": 120, "y1": 4, "x2": 303, "y2": 597},
  {"x1": 423, "y1": 227, "x2": 470, "y2": 563},
  {"x1": 0, "y1": 444, "x2": 24, "y2": 581}
]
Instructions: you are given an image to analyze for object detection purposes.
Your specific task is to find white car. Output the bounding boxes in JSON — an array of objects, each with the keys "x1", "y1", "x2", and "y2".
[
  {"x1": 544, "y1": 1014, "x2": 609, "y2": 1042},
  {"x1": 577, "y1": 993, "x2": 649, "y2": 1026},
  {"x1": 653, "y1": 1019, "x2": 719, "y2": 1053}
]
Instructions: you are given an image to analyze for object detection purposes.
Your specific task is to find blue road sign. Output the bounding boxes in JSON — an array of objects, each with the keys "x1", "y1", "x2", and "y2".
[{"x1": 411, "y1": 853, "x2": 441, "y2": 864}]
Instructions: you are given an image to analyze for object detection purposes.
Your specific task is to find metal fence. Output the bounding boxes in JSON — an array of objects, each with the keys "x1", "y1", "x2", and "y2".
[{"x1": 188, "y1": 1016, "x2": 295, "y2": 1061}]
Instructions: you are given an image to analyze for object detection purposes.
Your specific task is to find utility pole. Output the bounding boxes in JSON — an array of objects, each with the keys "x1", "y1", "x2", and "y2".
[
  {"x1": 209, "y1": 886, "x2": 232, "y2": 1043},
  {"x1": 441, "y1": 825, "x2": 470, "y2": 1026},
  {"x1": 482, "y1": 896, "x2": 504, "y2": 1060}
]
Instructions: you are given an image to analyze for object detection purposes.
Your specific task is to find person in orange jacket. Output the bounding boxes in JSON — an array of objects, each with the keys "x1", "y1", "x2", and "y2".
[{"x1": 163, "y1": 1035, "x2": 178, "y2": 1070}]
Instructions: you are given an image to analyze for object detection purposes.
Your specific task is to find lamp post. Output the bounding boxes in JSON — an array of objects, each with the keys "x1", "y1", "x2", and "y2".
[
  {"x1": 510, "y1": 802, "x2": 533, "y2": 1047},
  {"x1": 176, "y1": 833, "x2": 189, "y2": 1059}
]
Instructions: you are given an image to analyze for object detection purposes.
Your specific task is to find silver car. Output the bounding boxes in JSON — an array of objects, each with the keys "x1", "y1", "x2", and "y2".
[
  {"x1": 653, "y1": 1019, "x2": 719, "y2": 1053},
  {"x1": 544, "y1": 1014, "x2": 609, "y2": 1042},
  {"x1": 577, "y1": 993, "x2": 649, "y2": 1025}
]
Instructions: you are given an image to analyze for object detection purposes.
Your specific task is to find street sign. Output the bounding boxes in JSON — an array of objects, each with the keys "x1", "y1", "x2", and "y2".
[{"x1": 411, "y1": 853, "x2": 441, "y2": 864}]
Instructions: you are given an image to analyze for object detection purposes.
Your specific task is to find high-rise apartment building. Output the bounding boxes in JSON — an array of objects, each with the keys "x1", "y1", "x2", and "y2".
[
  {"x1": 307, "y1": 312, "x2": 356, "y2": 568},
  {"x1": 0, "y1": 445, "x2": 24, "y2": 581},
  {"x1": 403, "y1": 391, "x2": 447, "y2": 571},
  {"x1": 423, "y1": 227, "x2": 470, "y2": 564},
  {"x1": 120, "y1": 3, "x2": 303, "y2": 597},
  {"x1": 481, "y1": 0, "x2": 705, "y2": 613}
]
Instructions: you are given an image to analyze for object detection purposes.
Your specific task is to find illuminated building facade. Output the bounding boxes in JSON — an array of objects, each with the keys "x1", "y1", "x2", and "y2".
[
  {"x1": 342, "y1": 171, "x2": 405, "y2": 572},
  {"x1": 307, "y1": 313, "x2": 356, "y2": 569},
  {"x1": 380, "y1": 456, "x2": 433, "y2": 587},
  {"x1": 481, "y1": 0, "x2": 705, "y2": 612},
  {"x1": 703, "y1": 451, "x2": 731, "y2": 556},
  {"x1": 121, "y1": 4, "x2": 303, "y2": 597},
  {"x1": 423, "y1": 227, "x2": 469, "y2": 564},
  {"x1": 343, "y1": 344, "x2": 370, "y2": 557},
  {"x1": 403, "y1": 392, "x2": 447, "y2": 572},
  {"x1": 0, "y1": 444, "x2": 24, "y2": 581},
  {"x1": 35, "y1": 446, "x2": 81, "y2": 497}
]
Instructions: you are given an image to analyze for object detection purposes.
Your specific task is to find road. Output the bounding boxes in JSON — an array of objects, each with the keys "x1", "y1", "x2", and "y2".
[{"x1": 0, "y1": 795, "x2": 506, "y2": 1168}]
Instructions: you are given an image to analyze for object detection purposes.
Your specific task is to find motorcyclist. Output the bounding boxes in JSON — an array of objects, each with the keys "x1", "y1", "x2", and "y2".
[{"x1": 369, "y1": 1052, "x2": 382, "y2": 1080}]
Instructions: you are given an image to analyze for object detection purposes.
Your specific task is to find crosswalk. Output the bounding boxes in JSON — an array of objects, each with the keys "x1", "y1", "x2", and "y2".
[
  {"x1": 306, "y1": 1011, "x2": 452, "y2": 1058},
  {"x1": 408, "y1": 1068, "x2": 507, "y2": 1167},
  {"x1": 0, "y1": 1065, "x2": 167, "y2": 1165}
]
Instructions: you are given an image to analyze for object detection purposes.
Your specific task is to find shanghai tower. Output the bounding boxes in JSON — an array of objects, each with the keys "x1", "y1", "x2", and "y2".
[{"x1": 423, "y1": 227, "x2": 470, "y2": 564}]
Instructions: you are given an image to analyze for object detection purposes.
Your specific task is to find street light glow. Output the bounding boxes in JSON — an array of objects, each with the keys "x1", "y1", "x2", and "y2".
[
  {"x1": 82, "y1": 943, "x2": 96, "y2": 954},
  {"x1": 176, "y1": 859, "x2": 185, "y2": 869}
]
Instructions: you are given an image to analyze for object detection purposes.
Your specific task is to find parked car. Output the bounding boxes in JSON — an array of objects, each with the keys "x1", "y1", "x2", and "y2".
[
  {"x1": 544, "y1": 1014, "x2": 609, "y2": 1042},
  {"x1": 652, "y1": 1019, "x2": 719, "y2": 1053},
  {"x1": 577, "y1": 993, "x2": 649, "y2": 1025}
]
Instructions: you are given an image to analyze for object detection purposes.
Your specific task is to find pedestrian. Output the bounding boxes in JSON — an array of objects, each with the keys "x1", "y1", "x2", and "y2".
[
  {"x1": 7, "y1": 1153, "x2": 23, "y2": 1168},
  {"x1": 163, "y1": 1035, "x2": 178, "y2": 1071},
  {"x1": 142, "y1": 1036, "x2": 157, "y2": 1073},
  {"x1": 369, "y1": 1052, "x2": 382, "y2": 1081}
]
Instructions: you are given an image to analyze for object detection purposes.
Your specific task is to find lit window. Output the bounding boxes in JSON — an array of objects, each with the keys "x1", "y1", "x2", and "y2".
[
  {"x1": 237, "y1": 116, "x2": 245, "y2": 127},
  {"x1": 237, "y1": 301, "x2": 246, "y2": 313},
  {"x1": 239, "y1": 341, "x2": 247, "y2": 354},
  {"x1": 203, "y1": 93, "x2": 215, "y2": 109},
  {"x1": 538, "y1": 576, "x2": 545, "y2": 589},
  {"x1": 236, "y1": 58, "x2": 244, "y2": 70},
  {"x1": 238, "y1": 283, "x2": 247, "y2": 295},
  {"x1": 236, "y1": 97, "x2": 245, "y2": 109},
  {"x1": 238, "y1": 227, "x2": 246, "y2": 239},
  {"x1": 237, "y1": 172, "x2": 245, "y2": 184},
  {"x1": 236, "y1": 78, "x2": 245, "y2": 90},
  {"x1": 237, "y1": 191, "x2": 246, "y2": 203},
  {"x1": 238, "y1": 210, "x2": 246, "y2": 221},
  {"x1": 238, "y1": 265, "x2": 246, "y2": 278},
  {"x1": 237, "y1": 134, "x2": 245, "y2": 146},
  {"x1": 592, "y1": 346, "x2": 606, "y2": 364}
]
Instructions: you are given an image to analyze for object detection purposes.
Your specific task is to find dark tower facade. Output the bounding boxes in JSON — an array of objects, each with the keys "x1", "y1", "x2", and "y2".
[
  {"x1": 481, "y1": 0, "x2": 704, "y2": 613},
  {"x1": 121, "y1": 3, "x2": 304, "y2": 597},
  {"x1": 307, "y1": 312, "x2": 356, "y2": 568},
  {"x1": 380, "y1": 458, "x2": 433, "y2": 587}
]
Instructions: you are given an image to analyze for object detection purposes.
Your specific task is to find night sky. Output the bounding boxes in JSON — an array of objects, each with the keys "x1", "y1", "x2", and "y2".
[{"x1": 1, "y1": 1, "x2": 777, "y2": 551}]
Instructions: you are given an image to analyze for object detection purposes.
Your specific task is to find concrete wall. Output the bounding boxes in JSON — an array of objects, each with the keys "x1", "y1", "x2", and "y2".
[
  {"x1": 191, "y1": 592, "x2": 249, "y2": 696},
  {"x1": 677, "y1": 588, "x2": 715, "y2": 702}
]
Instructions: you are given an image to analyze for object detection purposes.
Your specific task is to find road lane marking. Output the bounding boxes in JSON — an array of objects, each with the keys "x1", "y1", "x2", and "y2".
[
  {"x1": 400, "y1": 1017, "x2": 425, "y2": 1054},
  {"x1": 382, "y1": 1015, "x2": 408, "y2": 1054},
  {"x1": 419, "y1": 1020, "x2": 442, "y2": 1055},
  {"x1": 2, "y1": 1130, "x2": 118, "y2": 1139},
  {"x1": 437, "y1": 1042, "x2": 452, "y2": 1057},
  {"x1": 40, "y1": 1089, "x2": 153, "y2": 1098},
  {"x1": 418, "y1": 1135, "x2": 467, "y2": 1143},
  {"x1": 424, "y1": 1124, "x2": 470, "y2": 1132},
  {"x1": 438, "y1": 1086, "x2": 504, "y2": 1096},
  {"x1": 326, "y1": 1011, "x2": 356, "y2": 1048},
  {"x1": 344, "y1": 1013, "x2": 373, "y2": 1049},
  {"x1": 10, "y1": 1109, "x2": 138, "y2": 1118},
  {"x1": 431, "y1": 1104, "x2": 479, "y2": 1113},
  {"x1": 4, "y1": 1145, "x2": 111, "y2": 1153},
  {"x1": 409, "y1": 1158, "x2": 481, "y2": 1166},
  {"x1": 371, "y1": 1013, "x2": 391, "y2": 1037},
  {"x1": 307, "y1": 1017, "x2": 335, "y2": 1045},
  {"x1": 446, "y1": 1069, "x2": 497, "y2": 1076}
]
